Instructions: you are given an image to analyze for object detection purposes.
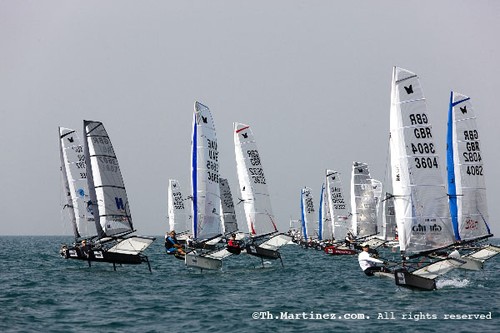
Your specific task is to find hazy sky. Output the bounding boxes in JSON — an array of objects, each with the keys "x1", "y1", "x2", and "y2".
[{"x1": 1, "y1": 1, "x2": 499, "y2": 237}]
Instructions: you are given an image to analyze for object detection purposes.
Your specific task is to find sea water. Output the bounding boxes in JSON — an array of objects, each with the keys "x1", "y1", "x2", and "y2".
[{"x1": 0, "y1": 236, "x2": 498, "y2": 332}]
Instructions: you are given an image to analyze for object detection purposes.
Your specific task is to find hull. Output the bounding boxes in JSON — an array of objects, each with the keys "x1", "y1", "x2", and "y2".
[
  {"x1": 324, "y1": 246, "x2": 357, "y2": 255},
  {"x1": 394, "y1": 268, "x2": 436, "y2": 291},
  {"x1": 246, "y1": 244, "x2": 281, "y2": 260},
  {"x1": 185, "y1": 252, "x2": 223, "y2": 270},
  {"x1": 60, "y1": 246, "x2": 145, "y2": 265}
]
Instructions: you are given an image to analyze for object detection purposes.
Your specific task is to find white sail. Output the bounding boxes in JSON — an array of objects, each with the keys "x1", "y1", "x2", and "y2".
[
  {"x1": 382, "y1": 192, "x2": 397, "y2": 240},
  {"x1": 389, "y1": 67, "x2": 455, "y2": 254},
  {"x1": 325, "y1": 169, "x2": 349, "y2": 241},
  {"x1": 319, "y1": 183, "x2": 334, "y2": 241},
  {"x1": 300, "y1": 187, "x2": 316, "y2": 241},
  {"x1": 350, "y1": 162, "x2": 377, "y2": 237},
  {"x1": 59, "y1": 127, "x2": 95, "y2": 239},
  {"x1": 234, "y1": 122, "x2": 278, "y2": 237},
  {"x1": 447, "y1": 92, "x2": 491, "y2": 241},
  {"x1": 219, "y1": 178, "x2": 238, "y2": 234},
  {"x1": 167, "y1": 179, "x2": 189, "y2": 233},
  {"x1": 83, "y1": 120, "x2": 134, "y2": 238},
  {"x1": 191, "y1": 102, "x2": 223, "y2": 240}
]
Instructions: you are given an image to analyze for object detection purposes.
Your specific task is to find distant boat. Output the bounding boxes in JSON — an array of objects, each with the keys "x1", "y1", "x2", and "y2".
[
  {"x1": 350, "y1": 161, "x2": 378, "y2": 238},
  {"x1": 59, "y1": 122, "x2": 155, "y2": 271},
  {"x1": 388, "y1": 67, "x2": 462, "y2": 290},
  {"x1": 233, "y1": 122, "x2": 291, "y2": 266},
  {"x1": 300, "y1": 186, "x2": 316, "y2": 245},
  {"x1": 446, "y1": 91, "x2": 499, "y2": 268},
  {"x1": 167, "y1": 179, "x2": 190, "y2": 242},
  {"x1": 323, "y1": 169, "x2": 357, "y2": 255},
  {"x1": 185, "y1": 102, "x2": 228, "y2": 270},
  {"x1": 219, "y1": 178, "x2": 239, "y2": 235},
  {"x1": 318, "y1": 183, "x2": 334, "y2": 243},
  {"x1": 219, "y1": 177, "x2": 244, "y2": 254},
  {"x1": 380, "y1": 192, "x2": 398, "y2": 246}
]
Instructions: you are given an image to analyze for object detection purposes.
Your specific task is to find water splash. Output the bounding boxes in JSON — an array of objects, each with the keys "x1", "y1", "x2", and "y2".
[{"x1": 436, "y1": 277, "x2": 470, "y2": 289}]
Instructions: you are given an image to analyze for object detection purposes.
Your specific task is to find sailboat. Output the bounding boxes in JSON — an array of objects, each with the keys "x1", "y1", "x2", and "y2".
[
  {"x1": 167, "y1": 179, "x2": 190, "y2": 243},
  {"x1": 234, "y1": 122, "x2": 291, "y2": 266},
  {"x1": 300, "y1": 186, "x2": 317, "y2": 247},
  {"x1": 323, "y1": 169, "x2": 357, "y2": 255},
  {"x1": 184, "y1": 102, "x2": 229, "y2": 270},
  {"x1": 59, "y1": 122, "x2": 155, "y2": 271},
  {"x1": 446, "y1": 91, "x2": 500, "y2": 268},
  {"x1": 318, "y1": 183, "x2": 334, "y2": 245},
  {"x1": 350, "y1": 162, "x2": 378, "y2": 238},
  {"x1": 380, "y1": 192, "x2": 398, "y2": 246},
  {"x1": 219, "y1": 177, "x2": 239, "y2": 235},
  {"x1": 388, "y1": 67, "x2": 463, "y2": 290},
  {"x1": 349, "y1": 162, "x2": 386, "y2": 252}
]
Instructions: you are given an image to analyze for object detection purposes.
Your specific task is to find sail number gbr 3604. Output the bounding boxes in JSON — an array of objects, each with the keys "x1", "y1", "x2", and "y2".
[{"x1": 408, "y1": 113, "x2": 438, "y2": 169}]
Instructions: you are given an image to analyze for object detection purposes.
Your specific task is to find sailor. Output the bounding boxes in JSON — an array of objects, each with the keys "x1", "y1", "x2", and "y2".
[
  {"x1": 345, "y1": 231, "x2": 356, "y2": 249},
  {"x1": 80, "y1": 239, "x2": 90, "y2": 258},
  {"x1": 358, "y1": 244, "x2": 390, "y2": 276},
  {"x1": 226, "y1": 233, "x2": 241, "y2": 255},
  {"x1": 164, "y1": 231, "x2": 186, "y2": 256}
]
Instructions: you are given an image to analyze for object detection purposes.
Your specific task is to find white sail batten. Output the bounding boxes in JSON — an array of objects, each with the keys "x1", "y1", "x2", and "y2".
[
  {"x1": 219, "y1": 178, "x2": 238, "y2": 234},
  {"x1": 59, "y1": 127, "x2": 96, "y2": 239},
  {"x1": 389, "y1": 67, "x2": 455, "y2": 254},
  {"x1": 300, "y1": 187, "x2": 316, "y2": 241},
  {"x1": 350, "y1": 162, "x2": 377, "y2": 237},
  {"x1": 168, "y1": 179, "x2": 189, "y2": 233},
  {"x1": 83, "y1": 121, "x2": 133, "y2": 238},
  {"x1": 191, "y1": 102, "x2": 223, "y2": 240},
  {"x1": 234, "y1": 122, "x2": 278, "y2": 237},
  {"x1": 325, "y1": 170, "x2": 349, "y2": 241},
  {"x1": 447, "y1": 92, "x2": 490, "y2": 241}
]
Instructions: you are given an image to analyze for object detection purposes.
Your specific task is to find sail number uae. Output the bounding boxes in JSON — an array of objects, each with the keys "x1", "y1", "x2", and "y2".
[
  {"x1": 463, "y1": 130, "x2": 483, "y2": 176},
  {"x1": 409, "y1": 113, "x2": 438, "y2": 169}
]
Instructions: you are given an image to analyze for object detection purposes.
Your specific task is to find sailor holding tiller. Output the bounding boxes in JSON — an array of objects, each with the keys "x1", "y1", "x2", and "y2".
[{"x1": 358, "y1": 244, "x2": 391, "y2": 276}]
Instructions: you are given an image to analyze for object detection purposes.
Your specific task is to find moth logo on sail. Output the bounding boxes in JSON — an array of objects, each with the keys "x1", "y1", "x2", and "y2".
[{"x1": 404, "y1": 85, "x2": 413, "y2": 94}]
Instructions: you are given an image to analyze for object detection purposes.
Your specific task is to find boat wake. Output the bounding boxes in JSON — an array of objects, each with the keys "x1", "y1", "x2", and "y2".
[{"x1": 436, "y1": 278, "x2": 470, "y2": 289}]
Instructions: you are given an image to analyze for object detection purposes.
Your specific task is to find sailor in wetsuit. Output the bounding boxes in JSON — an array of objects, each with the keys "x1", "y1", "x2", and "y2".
[{"x1": 164, "y1": 231, "x2": 186, "y2": 256}]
